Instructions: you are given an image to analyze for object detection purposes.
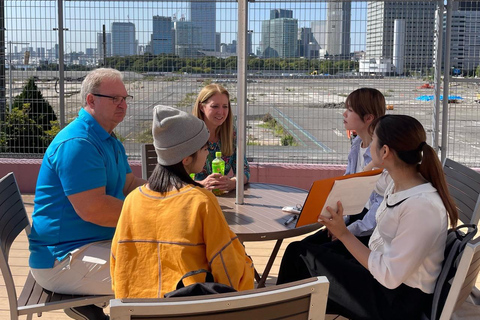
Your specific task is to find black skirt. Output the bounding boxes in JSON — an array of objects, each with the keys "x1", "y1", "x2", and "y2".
[{"x1": 277, "y1": 239, "x2": 432, "y2": 320}]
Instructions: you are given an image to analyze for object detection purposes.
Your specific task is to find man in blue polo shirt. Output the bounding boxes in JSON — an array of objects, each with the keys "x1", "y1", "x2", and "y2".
[{"x1": 29, "y1": 68, "x2": 145, "y2": 319}]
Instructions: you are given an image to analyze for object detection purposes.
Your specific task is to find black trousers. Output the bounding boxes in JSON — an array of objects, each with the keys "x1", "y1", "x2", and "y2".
[
  {"x1": 302, "y1": 207, "x2": 371, "y2": 253},
  {"x1": 277, "y1": 210, "x2": 432, "y2": 320}
]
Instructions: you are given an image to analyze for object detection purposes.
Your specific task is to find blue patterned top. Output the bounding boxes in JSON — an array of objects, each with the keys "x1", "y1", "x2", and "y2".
[{"x1": 195, "y1": 129, "x2": 250, "y2": 182}]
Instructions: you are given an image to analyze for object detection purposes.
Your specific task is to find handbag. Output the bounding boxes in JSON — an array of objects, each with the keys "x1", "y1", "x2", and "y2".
[{"x1": 164, "y1": 269, "x2": 237, "y2": 298}]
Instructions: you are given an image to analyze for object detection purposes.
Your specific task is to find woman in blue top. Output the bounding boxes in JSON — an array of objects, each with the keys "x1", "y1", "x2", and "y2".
[
  {"x1": 193, "y1": 84, "x2": 250, "y2": 192},
  {"x1": 304, "y1": 88, "x2": 387, "y2": 245}
]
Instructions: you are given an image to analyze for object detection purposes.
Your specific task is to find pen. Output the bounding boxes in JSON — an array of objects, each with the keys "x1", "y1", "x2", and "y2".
[{"x1": 284, "y1": 215, "x2": 298, "y2": 226}]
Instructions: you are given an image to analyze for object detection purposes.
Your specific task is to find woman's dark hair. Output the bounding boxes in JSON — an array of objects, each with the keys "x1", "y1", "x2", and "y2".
[
  {"x1": 148, "y1": 151, "x2": 203, "y2": 193},
  {"x1": 370, "y1": 115, "x2": 458, "y2": 227},
  {"x1": 345, "y1": 88, "x2": 386, "y2": 122}
]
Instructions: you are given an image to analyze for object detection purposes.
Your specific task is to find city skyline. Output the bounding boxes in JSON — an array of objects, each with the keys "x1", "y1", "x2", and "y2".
[
  {"x1": 4, "y1": 1, "x2": 480, "y2": 73},
  {"x1": 4, "y1": 1, "x2": 363, "y2": 55}
]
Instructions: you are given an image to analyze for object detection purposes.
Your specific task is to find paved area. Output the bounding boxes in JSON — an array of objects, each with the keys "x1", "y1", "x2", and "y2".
[
  {"x1": 1, "y1": 195, "x2": 479, "y2": 319},
  {"x1": 7, "y1": 72, "x2": 480, "y2": 166}
]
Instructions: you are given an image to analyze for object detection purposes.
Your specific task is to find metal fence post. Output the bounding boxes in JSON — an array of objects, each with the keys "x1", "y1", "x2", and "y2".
[
  {"x1": 236, "y1": 0, "x2": 248, "y2": 205},
  {"x1": 432, "y1": 0, "x2": 444, "y2": 153},
  {"x1": 441, "y1": 0, "x2": 453, "y2": 163},
  {"x1": 0, "y1": 0, "x2": 5, "y2": 121},
  {"x1": 57, "y1": 0, "x2": 65, "y2": 128}
]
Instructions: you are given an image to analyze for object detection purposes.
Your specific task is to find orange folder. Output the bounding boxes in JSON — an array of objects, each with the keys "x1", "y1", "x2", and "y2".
[{"x1": 296, "y1": 169, "x2": 383, "y2": 227}]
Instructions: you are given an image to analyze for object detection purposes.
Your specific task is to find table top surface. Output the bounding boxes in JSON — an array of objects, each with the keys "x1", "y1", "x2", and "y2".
[{"x1": 216, "y1": 183, "x2": 321, "y2": 242}]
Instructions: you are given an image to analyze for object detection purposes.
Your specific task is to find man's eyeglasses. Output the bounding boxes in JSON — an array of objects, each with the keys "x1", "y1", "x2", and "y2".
[{"x1": 91, "y1": 93, "x2": 133, "y2": 105}]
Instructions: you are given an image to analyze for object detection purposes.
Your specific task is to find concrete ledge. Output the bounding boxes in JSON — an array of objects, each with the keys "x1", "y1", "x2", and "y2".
[
  {"x1": 0, "y1": 158, "x2": 43, "y2": 194},
  {"x1": 3, "y1": 158, "x2": 478, "y2": 194},
  {"x1": 249, "y1": 162, "x2": 346, "y2": 190},
  {"x1": 0, "y1": 158, "x2": 347, "y2": 193}
]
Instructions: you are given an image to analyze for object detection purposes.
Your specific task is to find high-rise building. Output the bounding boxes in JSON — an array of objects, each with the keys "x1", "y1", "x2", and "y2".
[
  {"x1": 311, "y1": 21, "x2": 326, "y2": 49},
  {"x1": 85, "y1": 48, "x2": 95, "y2": 58},
  {"x1": 270, "y1": 9, "x2": 293, "y2": 19},
  {"x1": 298, "y1": 27, "x2": 319, "y2": 59},
  {"x1": 247, "y1": 30, "x2": 253, "y2": 55},
  {"x1": 190, "y1": 1, "x2": 216, "y2": 51},
  {"x1": 440, "y1": 1, "x2": 480, "y2": 72},
  {"x1": 458, "y1": 1, "x2": 480, "y2": 11},
  {"x1": 37, "y1": 47, "x2": 46, "y2": 59},
  {"x1": 174, "y1": 21, "x2": 202, "y2": 57},
  {"x1": 152, "y1": 16, "x2": 174, "y2": 55},
  {"x1": 261, "y1": 9, "x2": 298, "y2": 58},
  {"x1": 111, "y1": 22, "x2": 136, "y2": 56},
  {"x1": 216, "y1": 32, "x2": 221, "y2": 53},
  {"x1": 392, "y1": 19, "x2": 406, "y2": 75},
  {"x1": 97, "y1": 32, "x2": 111, "y2": 58},
  {"x1": 326, "y1": 2, "x2": 351, "y2": 59},
  {"x1": 366, "y1": 2, "x2": 436, "y2": 72}
]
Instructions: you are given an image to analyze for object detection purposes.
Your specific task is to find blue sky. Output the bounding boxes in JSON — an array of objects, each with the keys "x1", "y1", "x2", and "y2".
[{"x1": 5, "y1": 1, "x2": 367, "y2": 54}]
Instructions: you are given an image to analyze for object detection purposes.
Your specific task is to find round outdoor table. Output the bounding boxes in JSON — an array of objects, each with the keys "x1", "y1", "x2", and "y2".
[{"x1": 216, "y1": 183, "x2": 322, "y2": 287}]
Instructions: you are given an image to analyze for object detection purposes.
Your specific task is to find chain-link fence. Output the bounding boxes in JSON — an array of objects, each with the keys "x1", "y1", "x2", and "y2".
[{"x1": 1, "y1": 0, "x2": 479, "y2": 166}]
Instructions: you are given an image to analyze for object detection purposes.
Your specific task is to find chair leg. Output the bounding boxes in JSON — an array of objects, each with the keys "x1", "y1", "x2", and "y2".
[{"x1": 469, "y1": 287, "x2": 480, "y2": 305}]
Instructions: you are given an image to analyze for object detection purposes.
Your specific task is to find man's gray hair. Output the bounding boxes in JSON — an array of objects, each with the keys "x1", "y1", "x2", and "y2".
[{"x1": 80, "y1": 68, "x2": 123, "y2": 106}]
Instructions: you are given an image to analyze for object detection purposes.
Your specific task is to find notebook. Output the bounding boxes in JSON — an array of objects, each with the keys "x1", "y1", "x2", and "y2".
[{"x1": 295, "y1": 169, "x2": 383, "y2": 227}]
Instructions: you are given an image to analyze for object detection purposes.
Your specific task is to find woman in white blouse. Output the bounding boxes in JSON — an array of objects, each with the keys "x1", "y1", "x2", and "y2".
[{"x1": 277, "y1": 115, "x2": 458, "y2": 320}]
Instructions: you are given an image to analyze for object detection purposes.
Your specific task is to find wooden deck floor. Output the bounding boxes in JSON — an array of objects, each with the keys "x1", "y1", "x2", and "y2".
[{"x1": 1, "y1": 195, "x2": 479, "y2": 319}]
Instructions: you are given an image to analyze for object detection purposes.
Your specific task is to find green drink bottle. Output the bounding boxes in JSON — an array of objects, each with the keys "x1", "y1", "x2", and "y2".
[{"x1": 211, "y1": 151, "x2": 225, "y2": 195}]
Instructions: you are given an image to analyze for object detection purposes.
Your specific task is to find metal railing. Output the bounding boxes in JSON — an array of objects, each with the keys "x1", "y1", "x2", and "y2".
[{"x1": 0, "y1": 0, "x2": 479, "y2": 167}]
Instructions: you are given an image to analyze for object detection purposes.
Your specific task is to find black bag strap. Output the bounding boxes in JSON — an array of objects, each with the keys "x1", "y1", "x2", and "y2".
[
  {"x1": 451, "y1": 224, "x2": 477, "y2": 246},
  {"x1": 175, "y1": 269, "x2": 214, "y2": 289},
  {"x1": 430, "y1": 223, "x2": 477, "y2": 320}
]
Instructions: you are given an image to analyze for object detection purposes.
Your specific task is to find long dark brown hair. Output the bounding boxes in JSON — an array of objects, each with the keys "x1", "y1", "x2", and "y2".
[
  {"x1": 148, "y1": 151, "x2": 203, "y2": 193},
  {"x1": 370, "y1": 115, "x2": 458, "y2": 227}
]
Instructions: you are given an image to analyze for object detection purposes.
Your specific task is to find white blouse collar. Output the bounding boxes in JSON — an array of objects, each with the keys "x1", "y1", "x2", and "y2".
[{"x1": 385, "y1": 182, "x2": 437, "y2": 208}]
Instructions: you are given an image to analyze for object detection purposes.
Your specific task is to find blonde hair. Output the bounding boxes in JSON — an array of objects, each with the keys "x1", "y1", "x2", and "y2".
[{"x1": 192, "y1": 84, "x2": 234, "y2": 156}]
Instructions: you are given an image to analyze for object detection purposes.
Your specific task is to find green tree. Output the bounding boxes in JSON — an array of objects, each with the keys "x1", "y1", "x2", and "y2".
[
  {"x1": 1, "y1": 77, "x2": 57, "y2": 153},
  {"x1": 476, "y1": 65, "x2": 480, "y2": 77},
  {"x1": 225, "y1": 56, "x2": 237, "y2": 71}
]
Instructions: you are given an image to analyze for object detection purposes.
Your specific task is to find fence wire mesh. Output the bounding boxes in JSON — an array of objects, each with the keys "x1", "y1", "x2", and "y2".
[{"x1": 0, "y1": 1, "x2": 479, "y2": 166}]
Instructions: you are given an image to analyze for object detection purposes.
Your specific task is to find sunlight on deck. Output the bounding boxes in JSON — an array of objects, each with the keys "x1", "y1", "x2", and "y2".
[{"x1": 1, "y1": 195, "x2": 478, "y2": 319}]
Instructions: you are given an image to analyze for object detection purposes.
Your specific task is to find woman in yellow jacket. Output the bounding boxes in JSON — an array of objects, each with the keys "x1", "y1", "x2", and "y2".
[{"x1": 111, "y1": 105, "x2": 254, "y2": 298}]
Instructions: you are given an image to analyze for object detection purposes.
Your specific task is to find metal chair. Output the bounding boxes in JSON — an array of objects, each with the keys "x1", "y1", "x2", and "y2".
[
  {"x1": 443, "y1": 158, "x2": 480, "y2": 226},
  {"x1": 110, "y1": 276, "x2": 329, "y2": 320},
  {"x1": 0, "y1": 172, "x2": 113, "y2": 319},
  {"x1": 443, "y1": 158, "x2": 480, "y2": 306},
  {"x1": 141, "y1": 143, "x2": 157, "y2": 180},
  {"x1": 423, "y1": 236, "x2": 480, "y2": 320}
]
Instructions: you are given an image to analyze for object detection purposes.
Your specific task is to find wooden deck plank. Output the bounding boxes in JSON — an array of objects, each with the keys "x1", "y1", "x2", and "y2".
[{"x1": 0, "y1": 194, "x2": 478, "y2": 319}]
